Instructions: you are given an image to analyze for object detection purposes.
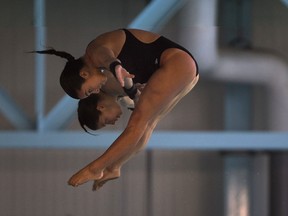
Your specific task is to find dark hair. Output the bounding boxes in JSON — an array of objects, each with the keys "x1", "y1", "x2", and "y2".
[
  {"x1": 78, "y1": 94, "x2": 102, "y2": 132},
  {"x1": 29, "y1": 49, "x2": 85, "y2": 99}
]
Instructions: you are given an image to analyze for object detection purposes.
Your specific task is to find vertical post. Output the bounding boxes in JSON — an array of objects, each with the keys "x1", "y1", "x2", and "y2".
[
  {"x1": 178, "y1": 0, "x2": 218, "y2": 72},
  {"x1": 220, "y1": 0, "x2": 269, "y2": 215},
  {"x1": 224, "y1": 84, "x2": 270, "y2": 216},
  {"x1": 224, "y1": 84, "x2": 253, "y2": 216},
  {"x1": 34, "y1": 0, "x2": 46, "y2": 131},
  {"x1": 224, "y1": 84, "x2": 252, "y2": 130},
  {"x1": 224, "y1": 154, "x2": 252, "y2": 216}
]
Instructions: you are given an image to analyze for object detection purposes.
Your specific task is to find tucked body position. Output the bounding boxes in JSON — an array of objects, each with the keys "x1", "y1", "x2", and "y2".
[{"x1": 34, "y1": 28, "x2": 199, "y2": 190}]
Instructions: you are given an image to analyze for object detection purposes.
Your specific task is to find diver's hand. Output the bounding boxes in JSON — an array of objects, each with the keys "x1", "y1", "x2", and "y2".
[{"x1": 115, "y1": 65, "x2": 135, "y2": 87}]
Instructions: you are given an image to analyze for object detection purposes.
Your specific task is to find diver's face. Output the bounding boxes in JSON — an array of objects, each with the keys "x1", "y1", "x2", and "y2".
[
  {"x1": 77, "y1": 70, "x2": 107, "y2": 99},
  {"x1": 97, "y1": 96, "x2": 122, "y2": 129}
]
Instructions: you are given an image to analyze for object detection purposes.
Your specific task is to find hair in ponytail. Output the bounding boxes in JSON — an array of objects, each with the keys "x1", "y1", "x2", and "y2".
[
  {"x1": 30, "y1": 48, "x2": 85, "y2": 99},
  {"x1": 78, "y1": 94, "x2": 102, "y2": 132},
  {"x1": 29, "y1": 49, "x2": 75, "y2": 61}
]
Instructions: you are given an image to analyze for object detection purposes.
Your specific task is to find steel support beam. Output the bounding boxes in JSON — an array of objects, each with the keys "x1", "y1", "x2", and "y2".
[
  {"x1": 43, "y1": 96, "x2": 78, "y2": 130},
  {"x1": 0, "y1": 131, "x2": 287, "y2": 150},
  {"x1": 34, "y1": 0, "x2": 46, "y2": 131},
  {"x1": 128, "y1": 0, "x2": 187, "y2": 31}
]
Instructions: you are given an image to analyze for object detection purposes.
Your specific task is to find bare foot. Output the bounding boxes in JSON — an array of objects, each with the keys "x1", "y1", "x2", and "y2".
[
  {"x1": 68, "y1": 165, "x2": 104, "y2": 187},
  {"x1": 92, "y1": 167, "x2": 121, "y2": 191}
]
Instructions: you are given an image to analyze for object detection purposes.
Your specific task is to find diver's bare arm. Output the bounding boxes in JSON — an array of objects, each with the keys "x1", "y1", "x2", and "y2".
[{"x1": 86, "y1": 45, "x2": 134, "y2": 86}]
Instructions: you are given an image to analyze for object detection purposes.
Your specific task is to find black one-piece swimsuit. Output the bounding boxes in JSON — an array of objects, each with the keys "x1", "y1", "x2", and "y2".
[{"x1": 117, "y1": 29, "x2": 199, "y2": 84}]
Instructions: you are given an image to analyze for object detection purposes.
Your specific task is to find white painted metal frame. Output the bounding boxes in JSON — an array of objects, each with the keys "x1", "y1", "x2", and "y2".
[{"x1": 0, "y1": 131, "x2": 287, "y2": 150}]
